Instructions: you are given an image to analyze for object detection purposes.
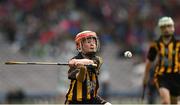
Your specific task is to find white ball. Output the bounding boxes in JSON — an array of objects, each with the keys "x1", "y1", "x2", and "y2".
[{"x1": 124, "y1": 51, "x2": 133, "y2": 58}]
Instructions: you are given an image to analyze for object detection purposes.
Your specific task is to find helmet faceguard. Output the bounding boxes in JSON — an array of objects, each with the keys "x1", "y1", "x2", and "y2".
[{"x1": 75, "y1": 31, "x2": 100, "y2": 53}]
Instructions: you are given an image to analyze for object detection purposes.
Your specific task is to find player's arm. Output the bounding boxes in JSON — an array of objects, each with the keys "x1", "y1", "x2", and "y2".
[
  {"x1": 68, "y1": 63, "x2": 87, "y2": 82},
  {"x1": 76, "y1": 64, "x2": 87, "y2": 82},
  {"x1": 92, "y1": 56, "x2": 103, "y2": 75},
  {"x1": 68, "y1": 59, "x2": 95, "y2": 82},
  {"x1": 143, "y1": 42, "x2": 157, "y2": 86},
  {"x1": 143, "y1": 60, "x2": 153, "y2": 85},
  {"x1": 96, "y1": 56, "x2": 103, "y2": 70}
]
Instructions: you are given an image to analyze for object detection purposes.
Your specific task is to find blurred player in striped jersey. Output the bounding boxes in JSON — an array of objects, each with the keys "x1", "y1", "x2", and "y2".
[{"x1": 143, "y1": 16, "x2": 180, "y2": 104}]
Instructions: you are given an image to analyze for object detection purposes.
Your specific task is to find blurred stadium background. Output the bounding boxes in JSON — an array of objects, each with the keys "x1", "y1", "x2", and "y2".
[{"x1": 0, "y1": 0, "x2": 180, "y2": 104}]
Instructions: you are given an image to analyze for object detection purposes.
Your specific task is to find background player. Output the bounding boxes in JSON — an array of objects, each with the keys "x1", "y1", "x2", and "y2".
[{"x1": 143, "y1": 16, "x2": 180, "y2": 104}]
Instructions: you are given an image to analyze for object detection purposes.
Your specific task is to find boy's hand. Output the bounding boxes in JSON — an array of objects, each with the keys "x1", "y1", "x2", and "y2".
[{"x1": 68, "y1": 59, "x2": 94, "y2": 67}]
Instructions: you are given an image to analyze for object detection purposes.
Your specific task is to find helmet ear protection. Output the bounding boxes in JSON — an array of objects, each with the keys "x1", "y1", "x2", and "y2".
[
  {"x1": 75, "y1": 30, "x2": 100, "y2": 52},
  {"x1": 76, "y1": 42, "x2": 82, "y2": 52}
]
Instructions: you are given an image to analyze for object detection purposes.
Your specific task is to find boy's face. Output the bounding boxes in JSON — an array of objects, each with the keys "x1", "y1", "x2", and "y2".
[{"x1": 81, "y1": 36, "x2": 97, "y2": 53}]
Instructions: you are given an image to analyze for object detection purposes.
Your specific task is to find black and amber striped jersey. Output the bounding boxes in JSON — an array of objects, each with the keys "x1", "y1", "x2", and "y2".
[
  {"x1": 147, "y1": 36, "x2": 180, "y2": 76},
  {"x1": 65, "y1": 53, "x2": 103, "y2": 102}
]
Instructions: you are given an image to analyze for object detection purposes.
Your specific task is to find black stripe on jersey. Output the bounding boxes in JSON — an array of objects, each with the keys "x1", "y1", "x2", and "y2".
[
  {"x1": 72, "y1": 81, "x2": 77, "y2": 101},
  {"x1": 157, "y1": 41, "x2": 161, "y2": 73},
  {"x1": 172, "y1": 40, "x2": 176, "y2": 72},
  {"x1": 82, "y1": 77, "x2": 87, "y2": 100},
  {"x1": 95, "y1": 75, "x2": 99, "y2": 96}
]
